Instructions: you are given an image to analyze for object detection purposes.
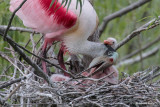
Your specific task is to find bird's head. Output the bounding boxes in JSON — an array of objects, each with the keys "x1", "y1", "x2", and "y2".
[
  {"x1": 104, "y1": 37, "x2": 117, "y2": 49},
  {"x1": 89, "y1": 44, "x2": 118, "y2": 73}
]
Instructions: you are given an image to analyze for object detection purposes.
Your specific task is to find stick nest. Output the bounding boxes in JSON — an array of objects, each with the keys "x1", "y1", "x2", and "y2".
[{"x1": 0, "y1": 66, "x2": 160, "y2": 107}]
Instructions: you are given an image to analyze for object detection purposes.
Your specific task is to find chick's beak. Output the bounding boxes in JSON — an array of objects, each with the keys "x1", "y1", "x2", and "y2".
[{"x1": 88, "y1": 52, "x2": 118, "y2": 75}]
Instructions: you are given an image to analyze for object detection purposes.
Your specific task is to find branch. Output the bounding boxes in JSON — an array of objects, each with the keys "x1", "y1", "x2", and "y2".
[
  {"x1": 0, "y1": 51, "x2": 24, "y2": 75},
  {"x1": 0, "y1": 25, "x2": 38, "y2": 34},
  {"x1": 121, "y1": 35, "x2": 160, "y2": 61},
  {"x1": 98, "y1": 0, "x2": 152, "y2": 36},
  {"x1": 141, "y1": 66, "x2": 160, "y2": 82},
  {"x1": 116, "y1": 46, "x2": 159, "y2": 68},
  {"x1": 1, "y1": 29, "x2": 74, "y2": 77},
  {"x1": 0, "y1": 97, "x2": 10, "y2": 107},
  {"x1": 0, "y1": 30, "x2": 53, "y2": 86},
  {"x1": 3, "y1": 0, "x2": 27, "y2": 39},
  {"x1": 115, "y1": 16, "x2": 160, "y2": 50},
  {"x1": 5, "y1": 83, "x2": 24, "y2": 100},
  {"x1": 0, "y1": 76, "x2": 27, "y2": 89},
  {"x1": 8, "y1": 41, "x2": 75, "y2": 78}
]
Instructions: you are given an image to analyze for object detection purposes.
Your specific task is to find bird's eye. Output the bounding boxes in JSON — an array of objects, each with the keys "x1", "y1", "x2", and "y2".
[{"x1": 112, "y1": 41, "x2": 115, "y2": 44}]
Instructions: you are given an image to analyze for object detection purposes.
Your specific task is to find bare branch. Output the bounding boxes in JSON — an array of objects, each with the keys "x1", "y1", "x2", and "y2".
[
  {"x1": 5, "y1": 83, "x2": 24, "y2": 101},
  {"x1": 0, "y1": 30, "x2": 53, "y2": 86},
  {"x1": 116, "y1": 46, "x2": 159, "y2": 68},
  {"x1": 0, "y1": 76, "x2": 27, "y2": 89},
  {"x1": 0, "y1": 25, "x2": 38, "y2": 34},
  {"x1": 121, "y1": 35, "x2": 160, "y2": 61},
  {"x1": 141, "y1": 66, "x2": 160, "y2": 82},
  {"x1": 98, "y1": 0, "x2": 152, "y2": 36},
  {"x1": 115, "y1": 16, "x2": 160, "y2": 50},
  {"x1": 0, "y1": 51, "x2": 24, "y2": 75},
  {"x1": 3, "y1": 0, "x2": 27, "y2": 39},
  {"x1": 0, "y1": 96, "x2": 10, "y2": 107}
]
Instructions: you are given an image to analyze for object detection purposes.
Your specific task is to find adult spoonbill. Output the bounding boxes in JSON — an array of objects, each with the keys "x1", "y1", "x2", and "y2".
[
  {"x1": 50, "y1": 37, "x2": 118, "y2": 84},
  {"x1": 10, "y1": 0, "x2": 118, "y2": 77}
]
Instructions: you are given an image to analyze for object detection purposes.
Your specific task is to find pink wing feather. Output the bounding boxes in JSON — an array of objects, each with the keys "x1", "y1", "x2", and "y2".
[{"x1": 10, "y1": 0, "x2": 77, "y2": 34}]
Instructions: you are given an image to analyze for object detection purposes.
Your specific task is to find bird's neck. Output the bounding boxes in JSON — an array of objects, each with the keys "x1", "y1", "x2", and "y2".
[{"x1": 64, "y1": 37, "x2": 105, "y2": 58}]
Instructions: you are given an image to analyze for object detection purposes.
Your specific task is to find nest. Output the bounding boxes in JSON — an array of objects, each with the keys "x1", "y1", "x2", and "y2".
[{"x1": 0, "y1": 66, "x2": 160, "y2": 107}]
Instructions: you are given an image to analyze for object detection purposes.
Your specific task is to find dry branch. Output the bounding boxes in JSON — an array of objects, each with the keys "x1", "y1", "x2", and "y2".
[
  {"x1": 0, "y1": 25, "x2": 38, "y2": 34},
  {"x1": 3, "y1": 0, "x2": 27, "y2": 39},
  {"x1": 121, "y1": 35, "x2": 160, "y2": 61},
  {"x1": 116, "y1": 46, "x2": 159, "y2": 68},
  {"x1": 0, "y1": 30, "x2": 53, "y2": 86},
  {"x1": 0, "y1": 96, "x2": 10, "y2": 107},
  {"x1": 98, "y1": 0, "x2": 152, "y2": 36},
  {"x1": 0, "y1": 76, "x2": 27, "y2": 89},
  {"x1": 115, "y1": 16, "x2": 160, "y2": 50}
]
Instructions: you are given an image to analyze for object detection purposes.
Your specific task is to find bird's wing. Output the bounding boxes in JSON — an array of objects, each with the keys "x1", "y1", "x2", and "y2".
[{"x1": 10, "y1": 0, "x2": 77, "y2": 33}]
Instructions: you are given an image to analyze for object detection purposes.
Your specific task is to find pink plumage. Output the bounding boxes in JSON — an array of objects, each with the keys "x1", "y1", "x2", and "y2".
[
  {"x1": 10, "y1": 0, "x2": 78, "y2": 76},
  {"x1": 10, "y1": 0, "x2": 77, "y2": 33},
  {"x1": 39, "y1": 0, "x2": 77, "y2": 28},
  {"x1": 82, "y1": 66, "x2": 118, "y2": 84},
  {"x1": 50, "y1": 74, "x2": 70, "y2": 82},
  {"x1": 9, "y1": 0, "x2": 118, "y2": 83}
]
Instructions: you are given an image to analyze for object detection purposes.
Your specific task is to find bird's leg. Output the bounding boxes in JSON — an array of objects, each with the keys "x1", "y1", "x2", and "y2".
[
  {"x1": 41, "y1": 30, "x2": 67, "y2": 75},
  {"x1": 41, "y1": 41, "x2": 49, "y2": 75},
  {"x1": 41, "y1": 37, "x2": 57, "y2": 75},
  {"x1": 57, "y1": 46, "x2": 70, "y2": 77}
]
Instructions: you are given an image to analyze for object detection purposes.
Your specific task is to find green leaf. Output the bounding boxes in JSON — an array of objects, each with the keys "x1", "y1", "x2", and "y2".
[
  {"x1": 66, "y1": 0, "x2": 72, "y2": 14},
  {"x1": 136, "y1": 16, "x2": 153, "y2": 22},
  {"x1": 76, "y1": 0, "x2": 83, "y2": 15},
  {"x1": 64, "y1": 0, "x2": 69, "y2": 8},
  {"x1": 154, "y1": 12, "x2": 159, "y2": 18},
  {"x1": 49, "y1": 0, "x2": 55, "y2": 8},
  {"x1": 147, "y1": 20, "x2": 155, "y2": 29},
  {"x1": 49, "y1": 0, "x2": 83, "y2": 15},
  {"x1": 78, "y1": 0, "x2": 83, "y2": 15}
]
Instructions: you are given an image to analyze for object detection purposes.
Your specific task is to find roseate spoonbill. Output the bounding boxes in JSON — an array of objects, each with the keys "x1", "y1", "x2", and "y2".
[
  {"x1": 10, "y1": 0, "x2": 118, "y2": 77},
  {"x1": 82, "y1": 51, "x2": 118, "y2": 84},
  {"x1": 104, "y1": 37, "x2": 117, "y2": 49}
]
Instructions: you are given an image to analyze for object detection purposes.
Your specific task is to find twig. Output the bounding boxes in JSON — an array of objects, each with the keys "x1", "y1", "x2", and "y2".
[
  {"x1": 5, "y1": 83, "x2": 24, "y2": 100},
  {"x1": 0, "y1": 76, "x2": 27, "y2": 89},
  {"x1": 0, "y1": 51, "x2": 24, "y2": 75},
  {"x1": 0, "y1": 25, "x2": 38, "y2": 34},
  {"x1": 2, "y1": 34, "x2": 74, "y2": 78},
  {"x1": 0, "y1": 96, "x2": 10, "y2": 107},
  {"x1": 3, "y1": 0, "x2": 27, "y2": 39},
  {"x1": 141, "y1": 66, "x2": 160, "y2": 82},
  {"x1": 98, "y1": 0, "x2": 152, "y2": 36},
  {"x1": 116, "y1": 46, "x2": 159, "y2": 67},
  {"x1": 115, "y1": 16, "x2": 160, "y2": 50},
  {"x1": 0, "y1": 30, "x2": 54, "y2": 86},
  {"x1": 121, "y1": 35, "x2": 160, "y2": 61}
]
